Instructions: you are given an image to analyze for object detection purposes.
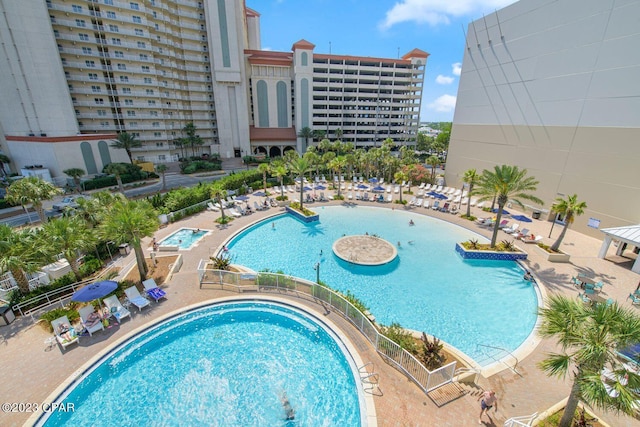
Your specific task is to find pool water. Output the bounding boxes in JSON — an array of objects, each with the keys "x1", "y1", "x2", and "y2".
[
  {"x1": 41, "y1": 301, "x2": 363, "y2": 426},
  {"x1": 160, "y1": 228, "x2": 208, "y2": 249},
  {"x1": 227, "y1": 206, "x2": 538, "y2": 364}
]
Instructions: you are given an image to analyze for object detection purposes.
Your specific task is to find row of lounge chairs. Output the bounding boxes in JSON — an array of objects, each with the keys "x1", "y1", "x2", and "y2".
[
  {"x1": 51, "y1": 279, "x2": 167, "y2": 352},
  {"x1": 474, "y1": 219, "x2": 544, "y2": 243}
]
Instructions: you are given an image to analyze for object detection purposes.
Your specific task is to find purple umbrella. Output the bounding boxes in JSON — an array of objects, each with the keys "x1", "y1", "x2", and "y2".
[{"x1": 72, "y1": 280, "x2": 118, "y2": 302}]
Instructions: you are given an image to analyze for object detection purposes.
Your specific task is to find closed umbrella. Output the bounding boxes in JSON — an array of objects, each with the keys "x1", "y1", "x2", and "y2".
[
  {"x1": 315, "y1": 185, "x2": 326, "y2": 190},
  {"x1": 511, "y1": 214, "x2": 532, "y2": 223},
  {"x1": 492, "y1": 208, "x2": 510, "y2": 215},
  {"x1": 303, "y1": 186, "x2": 313, "y2": 191},
  {"x1": 236, "y1": 195, "x2": 250, "y2": 201},
  {"x1": 72, "y1": 280, "x2": 118, "y2": 303},
  {"x1": 253, "y1": 191, "x2": 266, "y2": 197}
]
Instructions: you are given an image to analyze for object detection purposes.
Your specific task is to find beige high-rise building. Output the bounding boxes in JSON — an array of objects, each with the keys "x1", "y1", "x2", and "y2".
[
  {"x1": 446, "y1": 0, "x2": 640, "y2": 237},
  {"x1": 0, "y1": 0, "x2": 426, "y2": 183}
]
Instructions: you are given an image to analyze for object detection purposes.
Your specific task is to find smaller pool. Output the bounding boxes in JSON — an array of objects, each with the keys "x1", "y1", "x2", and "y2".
[{"x1": 159, "y1": 228, "x2": 208, "y2": 250}]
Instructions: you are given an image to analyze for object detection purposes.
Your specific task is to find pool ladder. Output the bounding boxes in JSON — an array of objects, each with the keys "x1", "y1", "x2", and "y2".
[
  {"x1": 358, "y1": 363, "x2": 383, "y2": 395},
  {"x1": 477, "y1": 344, "x2": 522, "y2": 377}
]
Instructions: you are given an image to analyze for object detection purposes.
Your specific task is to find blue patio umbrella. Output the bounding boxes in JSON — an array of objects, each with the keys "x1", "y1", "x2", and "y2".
[
  {"x1": 72, "y1": 280, "x2": 118, "y2": 302},
  {"x1": 372, "y1": 185, "x2": 385, "y2": 192},
  {"x1": 357, "y1": 184, "x2": 369, "y2": 189},
  {"x1": 368, "y1": 178, "x2": 378, "y2": 184},
  {"x1": 303, "y1": 186, "x2": 313, "y2": 191},
  {"x1": 510, "y1": 214, "x2": 533, "y2": 223},
  {"x1": 315, "y1": 185, "x2": 326, "y2": 190},
  {"x1": 433, "y1": 193, "x2": 448, "y2": 200},
  {"x1": 252, "y1": 191, "x2": 266, "y2": 197},
  {"x1": 236, "y1": 195, "x2": 250, "y2": 201},
  {"x1": 492, "y1": 208, "x2": 510, "y2": 215}
]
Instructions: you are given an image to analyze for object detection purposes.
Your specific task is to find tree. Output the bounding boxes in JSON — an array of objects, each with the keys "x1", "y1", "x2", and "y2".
[
  {"x1": 104, "y1": 163, "x2": 129, "y2": 194},
  {"x1": 462, "y1": 168, "x2": 478, "y2": 218},
  {"x1": 475, "y1": 165, "x2": 543, "y2": 248},
  {"x1": 334, "y1": 128, "x2": 343, "y2": 141},
  {"x1": 257, "y1": 163, "x2": 270, "y2": 194},
  {"x1": 99, "y1": 199, "x2": 159, "y2": 281},
  {"x1": 394, "y1": 170, "x2": 408, "y2": 203},
  {"x1": 538, "y1": 295, "x2": 640, "y2": 427},
  {"x1": 6, "y1": 176, "x2": 62, "y2": 223},
  {"x1": 287, "y1": 156, "x2": 312, "y2": 211},
  {"x1": 426, "y1": 155, "x2": 440, "y2": 180},
  {"x1": 0, "y1": 225, "x2": 43, "y2": 293},
  {"x1": 328, "y1": 156, "x2": 347, "y2": 198},
  {"x1": 155, "y1": 164, "x2": 168, "y2": 191},
  {"x1": 183, "y1": 122, "x2": 203, "y2": 157},
  {"x1": 271, "y1": 164, "x2": 288, "y2": 199},
  {"x1": 550, "y1": 194, "x2": 587, "y2": 252},
  {"x1": 0, "y1": 154, "x2": 11, "y2": 178},
  {"x1": 75, "y1": 191, "x2": 124, "y2": 228},
  {"x1": 111, "y1": 132, "x2": 141, "y2": 164},
  {"x1": 63, "y1": 168, "x2": 86, "y2": 194},
  {"x1": 297, "y1": 126, "x2": 314, "y2": 152},
  {"x1": 210, "y1": 186, "x2": 228, "y2": 223},
  {"x1": 40, "y1": 216, "x2": 96, "y2": 281}
]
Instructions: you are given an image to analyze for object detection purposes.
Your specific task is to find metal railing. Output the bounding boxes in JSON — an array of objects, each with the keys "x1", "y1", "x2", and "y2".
[
  {"x1": 198, "y1": 267, "x2": 457, "y2": 394},
  {"x1": 503, "y1": 412, "x2": 538, "y2": 427},
  {"x1": 478, "y1": 343, "x2": 521, "y2": 376}
]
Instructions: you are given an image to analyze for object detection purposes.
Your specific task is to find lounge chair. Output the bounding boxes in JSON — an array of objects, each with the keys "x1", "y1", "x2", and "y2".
[
  {"x1": 512, "y1": 228, "x2": 530, "y2": 239},
  {"x1": 386, "y1": 194, "x2": 392, "y2": 203},
  {"x1": 78, "y1": 305, "x2": 104, "y2": 336},
  {"x1": 415, "y1": 198, "x2": 423, "y2": 208},
  {"x1": 503, "y1": 223, "x2": 519, "y2": 234},
  {"x1": 476, "y1": 201, "x2": 486, "y2": 209},
  {"x1": 423, "y1": 200, "x2": 430, "y2": 209},
  {"x1": 103, "y1": 295, "x2": 131, "y2": 323},
  {"x1": 432, "y1": 201, "x2": 441, "y2": 210},
  {"x1": 394, "y1": 186, "x2": 400, "y2": 194},
  {"x1": 408, "y1": 197, "x2": 417, "y2": 206},
  {"x1": 207, "y1": 202, "x2": 219, "y2": 212},
  {"x1": 439, "y1": 202, "x2": 450, "y2": 213},
  {"x1": 319, "y1": 192, "x2": 327, "y2": 201},
  {"x1": 629, "y1": 293, "x2": 640, "y2": 305},
  {"x1": 497, "y1": 220, "x2": 509, "y2": 229},
  {"x1": 521, "y1": 235, "x2": 543, "y2": 244},
  {"x1": 449, "y1": 204, "x2": 459, "y2": 214},
  {"x1": 577, "y1": 292, "x2": 591, "y2": 304},
  {"x1": 348, "y1": 192, "x2": 353, "y2": 200},
  {"x1": 51, "y1": 315, "x2": 79, "y2": 351},
  {"x1": 386, "y1": 186, "x2": 392, "y2": 193},
  {"x1": 124, "y1": 286, "x2": 151, "y2": 311},
  {"x1": 143, "y1": 278, "x2": 167, "y2": 302}
]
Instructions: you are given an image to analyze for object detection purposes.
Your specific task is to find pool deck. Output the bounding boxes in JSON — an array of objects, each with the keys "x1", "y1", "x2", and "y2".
[{"x1": 2, "y1": 193, "x2": 640, "y2": 426}]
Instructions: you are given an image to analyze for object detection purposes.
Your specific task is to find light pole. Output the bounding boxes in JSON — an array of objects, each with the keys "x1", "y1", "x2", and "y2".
[{"x1": 313, "y1": 262, "x2": 320, "y2": 284}]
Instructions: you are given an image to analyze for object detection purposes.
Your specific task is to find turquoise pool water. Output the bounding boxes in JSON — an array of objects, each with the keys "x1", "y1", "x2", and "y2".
[
  {"x1": 160, "y1": 227, "x2": 208, "y2": 249},
  {"x1": 41, "y1": 301, "x2": 363, "y2": 426},
  {"x1": 227, "y1": 206, "x2": 538, "y2": 364}
]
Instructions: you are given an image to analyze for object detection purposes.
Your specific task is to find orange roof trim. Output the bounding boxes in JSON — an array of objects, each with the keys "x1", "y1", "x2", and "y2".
[
  {"x1": 402, "y1": 48, "x2": 430, "y2": 59},
  {"x1": 249, "y1": 126, "x2": 297, "y2": 141},
  {"x1": 5, "y1": 133, "x2": 117, "y2": 143},
  {"x1": 292, "y1": 39, "x2": 315, "y2": 51}
]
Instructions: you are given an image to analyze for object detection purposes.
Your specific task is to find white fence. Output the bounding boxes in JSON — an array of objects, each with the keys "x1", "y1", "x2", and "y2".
[{"x1": 198, "y1": 265, "x2": 457, "y2": 394}]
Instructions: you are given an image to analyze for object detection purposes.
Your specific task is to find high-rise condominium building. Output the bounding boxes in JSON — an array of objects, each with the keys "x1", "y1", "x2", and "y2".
[
  {"x1": 0, "y1": 0, "x2": 427, "y2": 183},
  {"x1": 446, "y1": 0, "x2": 640, "y2": 237}
]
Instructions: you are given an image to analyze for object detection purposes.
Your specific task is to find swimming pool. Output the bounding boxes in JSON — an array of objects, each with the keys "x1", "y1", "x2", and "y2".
[
  {"x1": 159, "y1": 227, "x2": 208, "y2": 249},
  {"x1": 226, "y1": 206, "x2": 538, "y2": 365},
  {"x1": 40, "y1": 301, "x2": 364, "y2": 426}
]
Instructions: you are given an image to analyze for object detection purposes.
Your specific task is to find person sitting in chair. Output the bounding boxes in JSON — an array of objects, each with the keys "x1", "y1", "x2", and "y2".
[
  {"x1": 57, "y1": 322, "x2": 75, "y2": 341},
  {"x1": 84, "y1": 310, "x2": 102, "y2": 328}
]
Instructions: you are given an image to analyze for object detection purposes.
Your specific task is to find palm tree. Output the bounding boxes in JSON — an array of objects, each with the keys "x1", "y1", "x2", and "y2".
[
  {"x1": 104, "y1": 163, "x2": 128, "y2": 194},
  {"x1": 394, "y1": 170, "x2": 408, "y2": 203},
  {"x1": 183, "y1": 122, "x2": 203, "y2": 157},
  {"x1": 155, "y1": 164, "x2": 168, "y2": 191},
  {"x1": 550, "y1": 194, "x2": 587, "y2": 252},
  {"x1": 257, "y1": 163, "x2": 270, "y2": 194},
  {"x1": 538, "y1": 295, "x2": 640, "y2": 427},
  {"x1": 40, "y1": 216, "x2": 96, "y2": 281},
  {"x1": 111, "y1": 132, "x2": 141, "y2": 164},
  {"x1": 210, "y1": 186, "x2": 228, "y2": 223},
  {"x1": 476, "y1": 165, "x2": 543, "y2": 247},
  {"x1": 0, "y1": 225, "x2": 43, "y2": 293},
  {"x1": 63, "y1": 168, "x2": 86, "y2": 194},
  {"x1": 99, "y1": 199, "x2": 159, "y2": 280},
  {"x1": 271, "y1": 164, "x2": 288, "y2": 199},
  {"x1": 462, "y1": 168, "x2": 478, "y2": 218},
  {"x1": 6, "y1": 176, "x2": 62, "y2": 223},
  {"x1": 297, "y1": 126, "x2": 314, "y2": 152},
  {"x1": 328, "y1": 156, "x2": 347, "y2": 198},
  {"x1": 426, "y1": 155, "x2": 440, "y2": 180},
  {"x1": 287, "y1": 156, "x2": 312, "y2": 211},
  {"x1": 75, "y1": 191, "x2": 123, "y2": 228}
]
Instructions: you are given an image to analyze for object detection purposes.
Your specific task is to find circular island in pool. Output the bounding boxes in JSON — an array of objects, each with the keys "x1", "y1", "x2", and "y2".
[{"x1": 332, "y1": 235, "x2": 398, "y2": 265}]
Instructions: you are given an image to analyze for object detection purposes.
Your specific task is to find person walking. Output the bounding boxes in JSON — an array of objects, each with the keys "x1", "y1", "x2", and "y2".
[{"x1": 478, "y1": 390, "x2": 498, "y2": 424}]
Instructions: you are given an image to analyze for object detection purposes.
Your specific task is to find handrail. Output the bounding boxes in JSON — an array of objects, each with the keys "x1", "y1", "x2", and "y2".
[
  {"x1": 503, "y1": 412, "x2": 537, "y2": 427},
  {"x1": 477, "y1": 343, "x2": 521, "y2": 376},
  {"x1": 198, "y1": 267, "x2": 459, "y2": 395}
]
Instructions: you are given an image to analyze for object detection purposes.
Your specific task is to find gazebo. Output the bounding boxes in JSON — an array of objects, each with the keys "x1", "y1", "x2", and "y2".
[{"x1": 598, "y1": 225, "x2": 640, "y2": 273}]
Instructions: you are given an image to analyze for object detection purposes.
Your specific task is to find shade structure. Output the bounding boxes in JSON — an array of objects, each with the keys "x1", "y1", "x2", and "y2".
[
  {"x1": 252, "y1": 191, "x2": 266, "y2": 197},
  {"x1": 372, "y1": 185, "x2": 385, "y2": 192},
  {"x1": 511, "y1": 214, "x2": 532, "y2": 223},
  {"x1": 368, "y1": 178, "x2": 378, "y2": 183},
  {"x1": 303, "y1": 186, "x2": 313, "y2": 191},
  {"x1": 433, "y1": 193, "x2": 448, "y2": 200},
  {"x1": 236, "y1": 195, "x2": 250, "y2": 201},
  {"x1": 72, "y1": 280, "x2": 118, "y2": 302},
  {"x1": 315, "y1": 185, "x2": 326, "y2": 190},
  {"x1": 357, "y1": 184, "x2": 369, "y2": 189},
  {"x1": 492, "y1": 208, "x2": 510, "y2": 215}
]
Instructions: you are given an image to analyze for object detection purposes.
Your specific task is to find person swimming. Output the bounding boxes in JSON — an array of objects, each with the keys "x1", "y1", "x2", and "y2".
[{"x1": 281, "y1": 392, "x2": 295, "y2": 421}]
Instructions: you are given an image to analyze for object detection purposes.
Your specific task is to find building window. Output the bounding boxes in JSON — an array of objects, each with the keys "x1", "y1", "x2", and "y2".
[
  {"x1": 141, "y1": 66, "x2": 150, "y2": 73},
  {"x1": 109, "y1": 24, "x2": 119, "y2": 32},
  {"x1": 152, "y1": 122, "x2": 160, "y2": 127},
  {"x1": 82, "y1": 47, "x2": 92, "y2": 54},
  {"x1": 137, "y1": 41, "x2": 146, "y2": 48},
  {"x1": 104, "y1": 0, "x2": 113, "y2": 4},
  {"x1": 148, "y1": 100, "x2": 156, "y2": 106},
  {"x1": 106, "y1": 11, "x2": 116, "y2": 19},
  {"x1": 57, "y1": 44, "x2": 63, "y2": 52},
  {"x1": 94, "y1": 98, "x2": 104, "y2": 104},
  {"x1": 72, "y1": 5, "x2": 83, "y2": 13},
  {"x1": 146, "y1": 89, "x2": 154, "y2": 95},
  {"x1": 119, "y1": 76, "x2": 129, "y2": 82},
  {"x1": 124, "y1": 99, "x2": 133, "y2": 105},
  {"x1": 159, "y1": 155, "x2": 166, "y2": 161},
  {"x1": 97, "y1": 109, "x2": 107, "y2": 116},
  {"x1": 130, "y1": 2, "x2": 139, "y2": 10},
  {"x1": 150, "y1": 111, "x2": 158, "y2": 116},
  {"x1": 101, "y1": 121, "x2": 110, "y2": 127},
  {"x1": 68, "y1": 84, "x2": 73, "y2": 90},
  {"x1": 122, "y1": 88, "x2": 131, "y2": 94},
  {"x1": 88, "y1": 73, "x2": 98, "y2": 80},
  {"x1": 75, "y1": 19, "x2": 86, "y2": 27},
  {"x1": 111, "y1": 38, "x2": 121, "y2": 45},
  {"x1": 91, "y1": 85, "x2": 101, "y2": 92},
  {"x1": 129, "y1": 122, "x2": 137, "y2": 127},
  {"x1": 144, "y1": 77, "x2": 152, "y2": 84},
  {"x1": 114, "y1": 51, "x2": 124, "y2": 58},
  {"x1": 139, "y1": 54, "x2": 148, "y2": 61},
  {"x1": 132, "y1": 16, "x2": 141, "y2": 23},
  {"x1": 85, "y1": 60, "x2": 96, "y2": 67},
  {"x1": 117, "y1": 63, "x2": 126, "y2": 70},
  {"x1": 79, "y1": 33, "x2": 89, "y2": 41},
  {"x1": 127, "y1": 111, "x2": 136, "y2": 117},
  {"x1": 135, "y1": 29, "x2": 143, "y2": 36}
]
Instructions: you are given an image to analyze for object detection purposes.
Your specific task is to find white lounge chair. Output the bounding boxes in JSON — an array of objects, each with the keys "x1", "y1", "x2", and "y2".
[
  {"x1": 394, "y1": 186, "x2": 400, "y2": 194},
  {"x1": 423, "y1": 200, "x2": 430, "y2": 209},
  {"x1": 503, "y1": 223, "x2": 519, "y2": 234},
  {"x1": 103, "y1": 295, "x2": 131, "y2": 323},
  {"x1": 124, "y1": 286, "x2": 151, "y2": 311},
  {"x1": 386, "y1": 194, "x2": 392, "y2": 203},
  {"x1": 51, "y1": 315, "x2": 79, "y2": 351},
  {"x1": 78, "y1": 305, "x2": 104, "y2": 336},
  {"x1": 207, "y1": 202, "x2": 219, "y2": 212},
  {"x1": 142, "y1": 278, "x2": 167, "y2": 302},
  {"x1": 522, "y1": 235, "x2": 543, "y2": 244},
  {"x1": 512, "y1": 228, "x2": 530, "y2": 239}
]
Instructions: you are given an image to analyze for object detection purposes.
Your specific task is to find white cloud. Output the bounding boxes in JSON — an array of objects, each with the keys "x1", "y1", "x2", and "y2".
[
  {"x1": 380, "y1": 0, "x2": 516, "y2": 29},
  {"x1": 452, "y1": 62, "x2": 462, "y2": 76},
  {"x1": 428, "y1": 94, "x2": 457, "y2": 113},
  {"x1": 435, "y1": 75, "x2": 454, "y2": 85}
]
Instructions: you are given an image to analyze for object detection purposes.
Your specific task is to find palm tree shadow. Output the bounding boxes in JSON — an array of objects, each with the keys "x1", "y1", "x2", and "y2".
[
  {"x1": 529, "y1": 263, "x2": 573, "y2": 292},
  {"x1": 301, "y1": 224, "x2": 326, "y2": 237}
]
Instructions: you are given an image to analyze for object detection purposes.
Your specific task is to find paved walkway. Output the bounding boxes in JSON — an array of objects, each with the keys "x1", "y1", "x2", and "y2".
[{"x1": 1, "y1": 191, "x2": 640, "y2": 426}]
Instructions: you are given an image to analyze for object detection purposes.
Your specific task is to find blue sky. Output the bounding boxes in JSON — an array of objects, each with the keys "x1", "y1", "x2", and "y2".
[{"x1": 249, "y1": 0, "x2": 517, "y2": 122}]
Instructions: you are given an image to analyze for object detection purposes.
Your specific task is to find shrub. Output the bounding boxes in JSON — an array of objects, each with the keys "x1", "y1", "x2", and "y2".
[
  {"x1": 289, "y1": 202, "x2": 316, "y2": 216},
  {"x1": 210, "y1": 254, "x2": 231, "y2": 270},
  {"x1": 40, "y1": 306, "x2": 80, "y2": 332},
  {"x1": 78, "y1": 258, "x2": 103, "y2": 278},
  {"x1": 420, "y1": 333, "x2": 445, "y2": 370},
  {"x1": 381, "y1": 322, "x2": 418, "y2": 353}
]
